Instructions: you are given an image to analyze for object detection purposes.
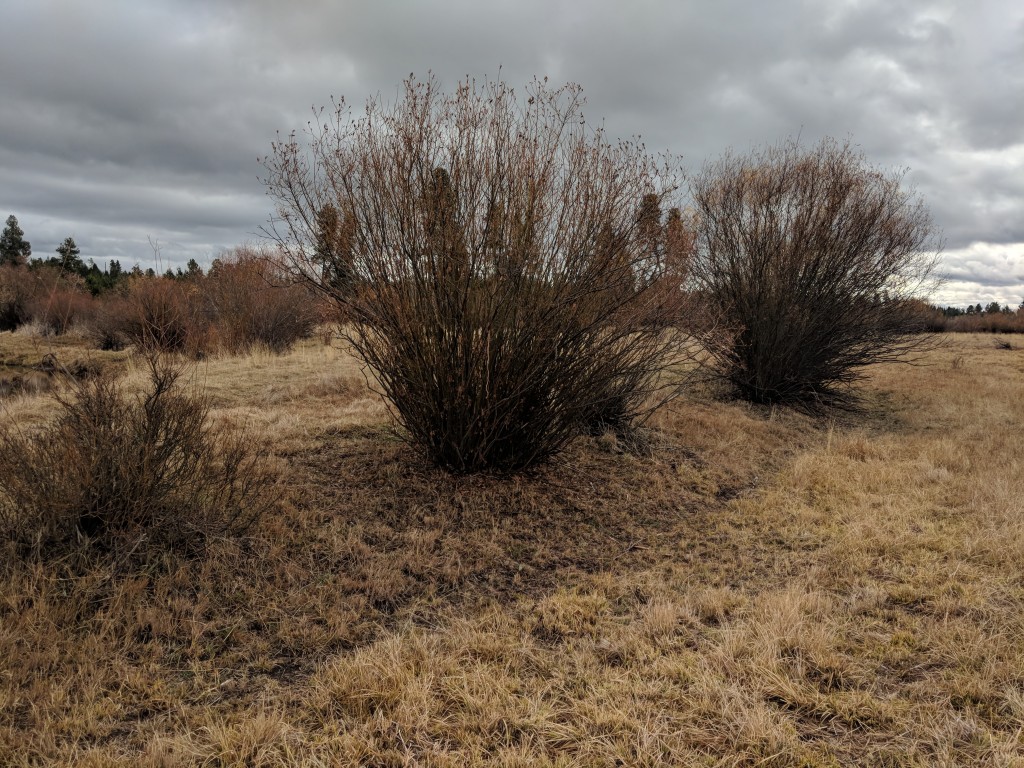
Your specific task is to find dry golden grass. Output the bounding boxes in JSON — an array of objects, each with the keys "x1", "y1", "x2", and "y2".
[{"x1": 1, "y1": 332, "x2": 1022, "y2": 765}]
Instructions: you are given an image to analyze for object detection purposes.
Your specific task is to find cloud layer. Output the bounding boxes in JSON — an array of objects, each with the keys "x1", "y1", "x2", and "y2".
[{"x1": 1, "y1": 0, "x2": 1021, "y2": 306}]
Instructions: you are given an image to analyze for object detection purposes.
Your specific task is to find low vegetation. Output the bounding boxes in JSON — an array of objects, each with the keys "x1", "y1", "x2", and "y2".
[
  {"x1": 922, "y1": 302, "x2": 1024, "y2": 334},
  {"x1": 0, "y1": 247, "x2": 320, "y2": 355},
  {"x1": 0, "y1": 333, "x2": 1021, "y2": 765},
  {"x1": 1, "y1": 75, "x2": 1020, "y2": 766},
  {"x1": 0, "y1": 355, "x2": 279, "y2": 561}
]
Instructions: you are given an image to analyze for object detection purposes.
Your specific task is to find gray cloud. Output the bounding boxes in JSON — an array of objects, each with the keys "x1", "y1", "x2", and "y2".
[{"x1": 1, "y1": 0, "x2": 1022, "y2": 303}]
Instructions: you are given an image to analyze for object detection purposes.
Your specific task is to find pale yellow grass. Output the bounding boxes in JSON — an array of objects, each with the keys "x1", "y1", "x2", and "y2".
[{"x1": 1, "y1": 333, "x2": 1022, "y2": 766}]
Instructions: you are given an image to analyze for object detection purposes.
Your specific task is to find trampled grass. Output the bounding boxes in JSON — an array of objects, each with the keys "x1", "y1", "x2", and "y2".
[{"x1": 1, "y1": 331, "x2": 1022, "y2": 765}]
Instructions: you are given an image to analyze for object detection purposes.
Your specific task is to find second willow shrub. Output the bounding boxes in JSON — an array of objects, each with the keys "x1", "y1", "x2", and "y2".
[
  {"x1": 262, "y1": 76, "x2": 694, "y2": 472},
  {"x1": 688, "y1": 138, "x2": 939, "y2": 407},
  {"x1": 205, "y1": 246, "x2": 318, "y2": 354}
]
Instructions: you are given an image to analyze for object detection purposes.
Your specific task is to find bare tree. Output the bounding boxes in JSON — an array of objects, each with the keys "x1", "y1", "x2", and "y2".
[
  {"x1": 688, "y1": 138, "x2": 940, "y2": 407},
  {"x1": 261, "y1": 75, "x2": 694, "y2": 471}
]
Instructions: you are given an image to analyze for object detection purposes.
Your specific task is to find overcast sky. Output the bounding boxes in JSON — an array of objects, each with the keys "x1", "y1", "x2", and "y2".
[{"x1": 1, "y1": 0, "x2": 1021, "y2": 306}]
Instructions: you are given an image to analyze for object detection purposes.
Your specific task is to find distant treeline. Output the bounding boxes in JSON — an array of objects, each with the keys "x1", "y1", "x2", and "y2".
[{"x1": 920, "y1": 301, "x2": 1024, "y2": 333}]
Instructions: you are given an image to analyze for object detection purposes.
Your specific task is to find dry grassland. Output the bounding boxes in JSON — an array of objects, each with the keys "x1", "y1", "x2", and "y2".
[{"x1": 1, "y1": 332, "x2": 1022, "y2": 766}]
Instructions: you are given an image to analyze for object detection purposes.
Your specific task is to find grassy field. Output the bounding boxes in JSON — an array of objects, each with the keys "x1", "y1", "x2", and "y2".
[{"x1": 1, "y1": 330, "x2": 1022, "y2": 766}]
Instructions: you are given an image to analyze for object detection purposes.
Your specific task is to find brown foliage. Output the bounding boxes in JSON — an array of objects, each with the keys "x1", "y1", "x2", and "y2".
[
  {"x1": 943, "y1": 310, "x2": 1024, "y2": 334},
  {"x1": 688, "y1": 138, "x2": 939, "y2": 406},
  {"x1": 262, "y1": 75, "x2": 696, "y2": 471},
  {"x1": 0, "y1": 357, "x2": 279, "y2": 558},
  {"x1": 86, "y1": 254, "x2": 318, "y2": 355},
  {"x1": 0, "y1": 265, "x2": 93, "y2": 335},
  {"x1": 101, "y1": 276, "x2": 208, "y2": 354},
  {"x1": 0, "y1": 264, "x2": 33, "y2": 331},
  {"x1": 205, "y1": 246, "x2": 318, "y2": 353}
]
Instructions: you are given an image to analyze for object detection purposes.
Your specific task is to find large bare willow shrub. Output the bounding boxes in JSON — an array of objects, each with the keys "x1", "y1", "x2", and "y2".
[
  {"x1": 689, "y1": 138, "x2": 940, "y2": 407},
  {"x1": 262, "y1": 75, "x2": 694, "y2": 471}
]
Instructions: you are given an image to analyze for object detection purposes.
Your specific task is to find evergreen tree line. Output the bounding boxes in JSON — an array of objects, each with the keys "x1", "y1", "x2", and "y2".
[
  {"x1": 934, "y1": 302, "x2": 1021, "y2": 317},
  {"x1": 0, "y1": 215, "x2": 212, "y2": 297}
]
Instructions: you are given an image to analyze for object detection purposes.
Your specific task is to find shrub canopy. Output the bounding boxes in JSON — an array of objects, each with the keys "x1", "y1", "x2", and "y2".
[
  {"x1": 262, "y1": 75, "x2": 694, "y2": 471},
  {"x1": 688, "y1": 138, "x2": 939, "y2": 406}
]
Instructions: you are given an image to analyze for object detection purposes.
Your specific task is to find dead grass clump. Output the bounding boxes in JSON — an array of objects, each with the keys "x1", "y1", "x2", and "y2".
[{"x1": 0, "y1": 357, "x2": 279, "y2": 558}]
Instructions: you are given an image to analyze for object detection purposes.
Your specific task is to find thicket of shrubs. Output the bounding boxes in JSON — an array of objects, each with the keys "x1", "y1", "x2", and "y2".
[
  {"x1": 919, "y1": 303, "x2": 1024, "y2": 333},
  {"x1": 0, "y1": 357, "x2": 278, "y2": 559},
  {"x1": 0, "y1": 265, "x2": 93, "y2": 335},
  {"x1": 3, "y1": 76, "x2": 962, "y2": 480},
  {"x1": 0, "y1": 247, "x2": 320, "y2": 354},
  {"x1": 262, "y1": 76, "x2": 944, "y2": 468}
]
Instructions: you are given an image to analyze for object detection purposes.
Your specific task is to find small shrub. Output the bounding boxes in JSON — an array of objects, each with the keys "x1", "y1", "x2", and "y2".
[
  {"x1": 85, "y1": 292, "x2": 131, "y2": 350},
  {"x1": 0, "y1": 357, "x2": 278, "y2": 557},
  {"x1": 688, "y1": 138, "x2": 939, "y2": 407}
]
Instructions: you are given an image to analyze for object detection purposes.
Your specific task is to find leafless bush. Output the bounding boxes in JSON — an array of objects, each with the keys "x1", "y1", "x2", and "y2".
[
  {"x1": 0, "y1": 357, "x2": 279, "y2": 558},
  {"x1": 0, "y1": 265, "x2": 34, "y2": 331},
  {"x1": 206, "y1": 246, "x2": 318, "y2": 353},
  {"x1": 111, "y1": 276, "x2": 209, "y2": 354},
  {"x1": 86, "y1": 292, "x2": 131, "y2": 350},
  {"x1": 262, "y1": 75, "x2": 696, "y2": 471},
  {"x1": 688, "y1": 138, "x2": 939, "y2": 407}
]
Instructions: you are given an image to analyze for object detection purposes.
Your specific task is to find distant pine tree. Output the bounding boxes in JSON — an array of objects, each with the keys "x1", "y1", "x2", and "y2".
[
  {"x1": 55, "y1": 237, "x2": 87, "y2": 277},
  {"x1": 0, "y1": 215, "x2": 31, "y2": 266}
]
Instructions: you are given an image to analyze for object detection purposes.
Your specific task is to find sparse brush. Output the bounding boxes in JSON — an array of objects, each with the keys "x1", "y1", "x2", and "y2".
[{"x1": 0, "y1": 355, "x2": 279, "y2": 559}]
